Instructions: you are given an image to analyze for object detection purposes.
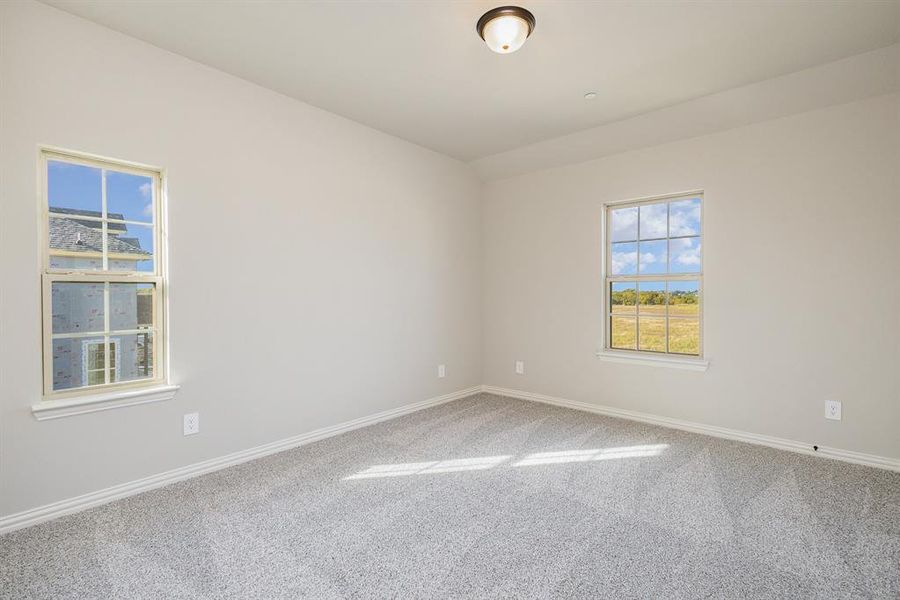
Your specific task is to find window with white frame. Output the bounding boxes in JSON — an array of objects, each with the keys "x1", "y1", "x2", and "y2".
[
  {"x1": 41, "y1": 150, "x2": 166, "y2": 397},
  {"x1": 604, "y1": 193, "x2": 702, "y2": 356}
]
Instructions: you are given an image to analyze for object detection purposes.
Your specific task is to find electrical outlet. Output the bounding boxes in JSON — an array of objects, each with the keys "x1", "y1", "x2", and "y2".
[
  {"x1": 825, "y1": 400, "x2": 841, "y2": 421},
  {"x1": 183, "y1": 412, "x2": 200, "y2": 435},
  {"x1": 515, "y1": 360, "x2": 525, "y2": 375},
  {"x1": 437, "y1": 364, "x2": 446, "y2": 378}
]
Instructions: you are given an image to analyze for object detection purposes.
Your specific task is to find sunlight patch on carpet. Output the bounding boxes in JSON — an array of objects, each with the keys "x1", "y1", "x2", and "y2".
[{"x1": 344, "y1": 444, "x2": 668, "y2": 479}]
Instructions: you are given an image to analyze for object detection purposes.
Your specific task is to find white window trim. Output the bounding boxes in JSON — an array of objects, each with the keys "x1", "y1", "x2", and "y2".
[
  {"x1": 32, "y1": 384, "x2": 180, "y2": 421},
  {"x1": 598, "y1": 189, "x2": 708, "y2": 371},
  {"x1": 34, "y1": 147, "x2": 176, "y2": 417},
  {"x1": 595, "y1": 349, "x2": 708, "y2": 371}
]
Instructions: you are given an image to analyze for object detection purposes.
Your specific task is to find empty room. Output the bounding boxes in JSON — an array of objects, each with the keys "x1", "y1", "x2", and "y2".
[{"x1": 1, "y1": 1, "x2": 898, "y2": 597}]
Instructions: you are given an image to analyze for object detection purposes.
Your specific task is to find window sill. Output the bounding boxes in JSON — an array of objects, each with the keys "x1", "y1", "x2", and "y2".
[
  {"x1": 595, "y1": 350, "x2": 709, "y2": 371},
  {"x1": 32, "y1": 384, "x2": 180, "y2": 421}
]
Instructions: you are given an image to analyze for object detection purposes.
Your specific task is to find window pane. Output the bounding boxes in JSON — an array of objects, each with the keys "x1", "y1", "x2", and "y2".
[
  {"x1": 52, "y1": 337, "x2": 106, "y2": 391},
  {"x1": 107, "y1": 171, "x2": 153, "y2": 224},
  {"x1": 87, "y1": 341, "x2": 105, "y2": 370},
  {"x1": 110, "y1": 283, "x2": 154, "y2": 330},
  {"x1": 638, "y1": 281, "x2": 666, "y2": 315},
  {"x1": 610, "y1": 282, "x2": 636, "y2": 314},
  {"x1": 668, "y1": 318, "x2": 700, "y2": 355},
  {"x1": 638, "y1": 240, "x2": 666, "y2": 275},
  {"x1": 639, "y1": 202, "x2": 667, "y2": 240},
  {"x1": 669, "y1": 237, "x2": 701, "y2": 273},
  {"x1": 668, "y1": 281, "x2": 699, "y2": 317},
  {"x1": 638, "y1": 317, "x2": 666, "y2": 352},
  {"x1": 610, "y1": 206, "x2": 638, "y2": 242},
  {"x1": 87, "y1": 369, "x2": 106, "y2": 386},
  {"x1": 51, "y1": 339, "x2": 78, "y2": 391},
  {"x1": 610, "y1": 242, "x2": 637, "y2": 275},
  {"x1": 116, "y1": 332, "x2": 154, "y2": 383},
  {"x1": 47, "y1": 160, "x2": 101, "y2": 215},
  {"x1": 44, "y1": 154, "x2": 164, "y2": 395},
  {"x1": 51, "y1": 282, "x2": 105, "y2": 334},
  {"x1": 48, "y1": 216, "x2": 104, "y2": 271},
  {"x1": 107, "y1": 223, "x2": 153, "y2": 272},
  {"x1": 669, "y1": 197, "x2": 701, "y2": 237},
  {"x1": 606, "y1": 195, "x2": 702, "y2": 357},
  {"x1": 611, "y1": 316, "x2": 636, "y2": 350}
]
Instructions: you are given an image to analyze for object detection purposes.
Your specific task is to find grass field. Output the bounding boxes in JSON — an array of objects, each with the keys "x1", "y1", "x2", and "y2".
[
  {"x1": 611, "y1": 308, "x2": 700, "y2": 355},
  {"x1": 609, "y1": 287, "x2": 700, "y2": 354}
]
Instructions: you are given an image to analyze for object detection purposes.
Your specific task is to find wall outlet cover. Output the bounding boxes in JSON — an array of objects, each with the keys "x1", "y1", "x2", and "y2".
[
  {"x1": 515, "y1": 360, "x2": 525, "y2": 375},
  {"x1": 438, "y1": 364, "x2": 446, "y2": 378},
  {"x1": 183, "y1": 412, "x2": 200, "y2": 435},
  {"x1": 825, "y1": 400, "x2": 841, "y2": 421}
]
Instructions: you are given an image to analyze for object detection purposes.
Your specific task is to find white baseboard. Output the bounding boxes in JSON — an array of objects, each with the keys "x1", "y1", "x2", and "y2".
[
  {"x1": 5, "y1": 383, "x2": 895, "y2": 535},
  {"x1": 0, "y1": 386, "x2": 482, "y2": 535},
  {"x1": 482, "y1": 385, "x2": 900, "y2": 472}
]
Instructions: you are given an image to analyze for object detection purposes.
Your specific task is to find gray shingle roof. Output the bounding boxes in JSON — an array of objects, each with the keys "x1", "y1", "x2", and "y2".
[
  {"x1": 49, "y1": 216, "x2": 150, "y2": 256},
  {"x1": 49, "y1": 207, "x2": 128, "y2": 233}
]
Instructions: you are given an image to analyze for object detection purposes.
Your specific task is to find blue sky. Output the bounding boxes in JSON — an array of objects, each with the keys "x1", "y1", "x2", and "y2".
[
  {"x1": 48, "y1": 160, "x2": 154, "y2": 270},
  {"x1": 610, "y1": 198, "x2": 701, "y2": 275},
  {"x1": 49, "y1": 161, "x2": 152, "y2": 221}
]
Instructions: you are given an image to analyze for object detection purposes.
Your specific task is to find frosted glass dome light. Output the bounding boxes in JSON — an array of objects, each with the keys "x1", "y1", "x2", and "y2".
[{"x1": 477, "y1": 7, "x2": 536, "y2": 54}]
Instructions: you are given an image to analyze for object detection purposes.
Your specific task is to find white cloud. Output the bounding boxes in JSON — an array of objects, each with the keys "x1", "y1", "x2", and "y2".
[
  {"x1": 611, "y1": 251, "x2": 637, "y2": 274},
  {"x1": 138, "y1": 182, "x2": 153, "y2": 217},
  {"x1": 671, "y1": 238, "x2": 701, "y2": 266},
  {"x1": 640, "y1": 252, "x2": 657, "y2": 264},
  {"x1": 611, "y1": 207, "x2": 637, "y2": 241},
  {"x1": 612, "y1": 200, "x2": 700, "y2": 241},
  {"x1": 669, "y1": 200, "x2": 701, "y2": 237},
  {"x1": 640, "y1": 203, "x2": 667, "y2": 239}
]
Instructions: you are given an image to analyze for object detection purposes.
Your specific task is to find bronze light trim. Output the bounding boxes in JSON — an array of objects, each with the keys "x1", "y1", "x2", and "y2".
[{"x1": 476, "y1": 6, "x2": 537, "y2": 44}]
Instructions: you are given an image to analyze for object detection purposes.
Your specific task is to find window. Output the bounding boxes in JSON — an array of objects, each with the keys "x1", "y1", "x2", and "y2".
[
  {"x1": 41, "y1": 150, "x2": 166, "y2": 398},
  {"x1": 604, "y1": 192, "x2": 702, "y2": 357},
  {"x1": 83, "y1": 339, "x2": 119, "y2": 386}
]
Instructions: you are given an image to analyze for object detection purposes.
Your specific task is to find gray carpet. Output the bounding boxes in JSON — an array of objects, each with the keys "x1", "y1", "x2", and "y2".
[{"x1": 2, "y1": 393, "x2": 898, "y2": 599}]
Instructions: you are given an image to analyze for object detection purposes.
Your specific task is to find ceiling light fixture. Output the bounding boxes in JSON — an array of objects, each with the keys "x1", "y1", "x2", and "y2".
[{"x1": 476, "y1": 6, "x2": 536, "y2": 54}]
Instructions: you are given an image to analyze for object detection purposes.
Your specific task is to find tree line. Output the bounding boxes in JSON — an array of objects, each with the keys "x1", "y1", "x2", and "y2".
[{"x1": 611, "y1": 289, "x2": 698, "y2": 306}]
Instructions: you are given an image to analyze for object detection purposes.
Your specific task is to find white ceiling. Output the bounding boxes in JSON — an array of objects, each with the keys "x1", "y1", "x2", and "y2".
[
  {"x1": 44, "y1": 1, "x2": 900, "y2": 162},
  {"x1": 473, "y1": 44, "x2": 900, "y2": 179}
]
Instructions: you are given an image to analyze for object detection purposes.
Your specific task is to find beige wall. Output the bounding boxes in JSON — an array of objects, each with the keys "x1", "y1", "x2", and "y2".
[
  {"x1": 483, "y1": 92, "x2": 900, "y2": 459},
  {"x1": 0, "y1": 1, "x2": 482, "y2": 516}
]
